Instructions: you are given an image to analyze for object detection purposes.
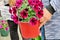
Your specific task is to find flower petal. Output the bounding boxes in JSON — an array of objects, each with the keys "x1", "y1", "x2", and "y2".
[{"x1": 29, "y1": 17, "x2": 38, "y2": 26}]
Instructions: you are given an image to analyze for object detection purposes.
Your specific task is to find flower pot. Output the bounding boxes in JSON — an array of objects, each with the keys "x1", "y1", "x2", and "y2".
[
  {"x1": 0, "y1": 29, "x2": 1, "y2": 33},
  {"x1": 1, "y1": 29, "x2": 9, "y2": 37},
  {"x1": 18, "y1": 21, "x2": 40, "y2": 38}
]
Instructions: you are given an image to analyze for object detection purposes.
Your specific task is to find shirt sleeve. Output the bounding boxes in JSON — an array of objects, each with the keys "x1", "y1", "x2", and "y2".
[
  {"x1": 50, "y1": 0, "x2": 60, "y2": 13},
  {"x1": 42, "y1": 0, "x2": 55, "y2": 15},
  {"x1": 45, "y1": 4, "x2": 55, "y2": 15},
  {"x1": 42, "y1": 0, "x2": 50, "y2": 7}
]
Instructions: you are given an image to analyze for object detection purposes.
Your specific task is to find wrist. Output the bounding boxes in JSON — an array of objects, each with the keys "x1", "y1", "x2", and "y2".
[
  {"x1": 43, "y1": 8, "x2": 52, "y2": 20},
  {"x1": 46, "y1": 4, "x2": 55, "y2": 15}
]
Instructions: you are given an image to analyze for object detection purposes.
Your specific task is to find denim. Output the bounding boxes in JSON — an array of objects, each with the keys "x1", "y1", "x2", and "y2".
[
  {"x1": 42, "y1": 0, "x2": 60, "y2": 39},
  {"x1": 41, "y1": 26, "x2": 45, "y2": 40}
]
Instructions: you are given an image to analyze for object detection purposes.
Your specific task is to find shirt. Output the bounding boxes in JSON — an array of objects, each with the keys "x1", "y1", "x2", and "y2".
[
  {"x1": 4, "y1": 0, "x2": 9, "y2": 5},
  {"x1": 42, "y1": 0, "x2": 60, "y2": 39},
  {"x1": 0, "y1": 6, "x2": 12, "y2": 20},
  {"x1": 0, "y1": 0, "x2": 12, "y2": 20}
]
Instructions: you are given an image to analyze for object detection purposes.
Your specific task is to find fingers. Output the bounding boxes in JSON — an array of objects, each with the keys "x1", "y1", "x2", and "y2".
[
  {"x1": 39, "y1": 8, "x2": 52, "y2": 29},
  {"x1": 39, "y1": 17, "x2": 48, "y2": 29},
  {"x1": 43, "y1": 8, "x2": 52, "y2": 20},
  {"x1": 39, "y1": 19, "x2": 47, "y2": 29}
]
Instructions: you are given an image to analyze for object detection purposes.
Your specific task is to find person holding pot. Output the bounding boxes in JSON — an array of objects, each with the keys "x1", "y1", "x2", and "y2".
[
  {"x1": 8, "y1": 0, "x2": 31, "y2": 40},
  {"x1": 7, "y1": 0, "x2": 19, "y2": 40},
  {"x1": 40, "y1": 0, "x2": 60, "y2": 39}
]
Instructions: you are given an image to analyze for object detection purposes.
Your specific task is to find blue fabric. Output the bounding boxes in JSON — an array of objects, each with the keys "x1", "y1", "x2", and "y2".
[
  {"x1": 42, "y1": 0, "x2": 60, "y2": 39},
  {"x1": 41, "y1": 26, "x2": 45, "y2": 40}
]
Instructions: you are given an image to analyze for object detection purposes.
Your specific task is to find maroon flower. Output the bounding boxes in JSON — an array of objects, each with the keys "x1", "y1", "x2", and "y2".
[
  {"x1": 28, "y1": 0, "x2": 35, "y2": 7},
  {"x1": 29, "y1": 17, "x2": 38, "y2": 25},
  {"x1": 28, "y1": 0, "x2": 39, "y2": 6},
  {"x1": 9, "y1": 6, "x2": 17, "y2": 15},
  {"x1": 33, "y1": 4, "x2": 40, "y2": 12},
  {"x1": 11, "y1": 14, "x2": 17, "y2": 19},
  {"x1": 28, "y1": 0, "x2": 43, "y2": 12},
  {"x1": 11, "y1": 6, "x2": 17, "y2": 15},
  {"x1": 5, "y1": 27, "x2": 9, "y2": 31},
  {"x1": 20, "y1": 10, "x2": 28, "y2": 19},
  {"x1": 9, "y1": 7, "x2": 12, "y2": 14},
  {"x1": 36, "y1": 10, "x2": 43, "y2": 18},
  {"x1": 11, "y1": 15, "x2": 18, "y2": 24},
  {"x1": 9, "y1": 6, "x2": 18, "y2": 24},
  {"x1": 13, "y1": 18, "x2": 18, "y2": 24},
  {"x1": 37, "y1": 1, "x2": 43, "y2": 8},
  {"x1": 16, "y1": 0, "x2": 23, "y2": 8},
  {"x1": 34, "y1": 2, "x2": 43, "y2": 10}
]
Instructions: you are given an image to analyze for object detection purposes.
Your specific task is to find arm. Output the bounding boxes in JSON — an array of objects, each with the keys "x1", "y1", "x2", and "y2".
[
  {"x1": 39, "y1": 0, "x2": 56, "y2": 28},
  {"x1": 42, "y1": 0, "x2": 55, "y2": 14},
  {"x1": 39, "y1": 8, "x2": 52, "y2": 28}
]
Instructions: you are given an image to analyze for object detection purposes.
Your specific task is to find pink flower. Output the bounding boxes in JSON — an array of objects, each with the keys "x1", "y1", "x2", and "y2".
[
  {"x1": 11, "y1": 15, "x2": 18, "y2": 24},
  {"x1": 9, "y1": 7, "x2": 12, "y2": 14},
  {"x1": 13, "y1": 15, "x2": 18, "y2": 24},
  {"x1": 28, "y1": 0, "x2": 35, "y2": 7},
  {"x1": 11, "y1": 15, "x2": 16, "y2": 19},
  {"x1": 29, "y1": 17, "x2": 38, "y2": 25},
  {"x1": 37, "y1": 1, "x2": 43, "y2": 9},
  {"x1": 12, "y1": 6, "x2": 17, "y2": 14},
  {"x1": 28, "y1": 0, "x2": 43, "y2": 12},
  {"x1": 1, "y1": 20, "x2": 6, "y2": 24},
  {"x1": 9, "y1": 6, "x2": 18, "y2": 24},
  {"x1": 13, "y1": 19, "x2": 18, "y2": 24},
  {"x1": 5, "y1": 27, "x2": 9, "y2": 31},
  {"x1": 33, "y1": 4, "x2": 40, "y2": 12},
  {"x1": 28, "y1": 0, "x2": 43, "y2": 7},
  {"x1": 0, "y1": 25, "x2": 2, "y2": 29},
  {"x1": 20, "y1": 9, "x2": 28, "y2": 19},
  {"x1": 36, "y1": 10, "x2": 43, "y2": 18},
  {"x1": 16, "y1": 0, "x2": 23, "y2": 8},
  {"x1": 28, "y1": 0, "x2": 39, "y2": 6},
  {"x1": 9, "y1": 6, "x2": 16, "y2": 15},
  {"x1": 34, "y1": 2, "x2": 43, "y2": 10}
]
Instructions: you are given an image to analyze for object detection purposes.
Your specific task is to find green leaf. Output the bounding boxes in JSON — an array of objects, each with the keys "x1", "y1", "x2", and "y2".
[
  {"x1": 3, "y1": 24, "x2": 7, "y2": 28},
  {"x1": 35, "y1": 36, "x2": 42, "y2": 40},
  {"x1": 18, "y1": 0, "x2": 28, "y2": 12},
  {"x1": 32, "y1": 36, "x2": 42, "y2": 40}
]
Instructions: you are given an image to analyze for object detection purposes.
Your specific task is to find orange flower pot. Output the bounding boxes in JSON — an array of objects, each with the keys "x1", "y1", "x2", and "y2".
[{"x1": 18, "y1": 21, "x2": 40, "y2": 38}]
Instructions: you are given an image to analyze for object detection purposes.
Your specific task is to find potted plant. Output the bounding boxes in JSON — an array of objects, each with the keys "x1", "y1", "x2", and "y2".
[
  {"x1": 0, "y1": 9, "x2": 9, "y2": 37},
  {"x1": 9, "y1": 0, "x2": 43, "y2": 39},
  {"x1": 0, "y1": 20, "x2": 9, "y2": 37}
]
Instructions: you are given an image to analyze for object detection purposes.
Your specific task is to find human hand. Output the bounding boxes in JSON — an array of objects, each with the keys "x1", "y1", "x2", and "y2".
[{"x1": 39, "y1": 8, "x2": 52, "y2": 29}]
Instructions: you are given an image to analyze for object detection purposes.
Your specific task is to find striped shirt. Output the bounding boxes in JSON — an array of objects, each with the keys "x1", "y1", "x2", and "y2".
[{"x1": 42, "y1": 0, "x2": 60, "y2": 39}]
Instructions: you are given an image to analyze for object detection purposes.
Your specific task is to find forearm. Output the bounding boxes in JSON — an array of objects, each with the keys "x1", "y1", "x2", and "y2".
[{"x1": 40, "y1": 5, "x2": 55, "y2": 28}]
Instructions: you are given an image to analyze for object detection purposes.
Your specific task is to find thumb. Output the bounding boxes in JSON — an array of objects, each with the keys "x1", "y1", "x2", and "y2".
[
  {"x1": 39, "y1": 20, "x2": 47, "y2": 29},
  {"x1": 39, "y1": 17, "x2": 48, "y2": 29}
]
